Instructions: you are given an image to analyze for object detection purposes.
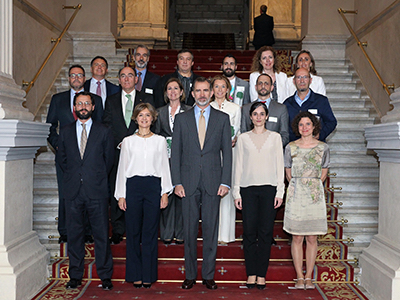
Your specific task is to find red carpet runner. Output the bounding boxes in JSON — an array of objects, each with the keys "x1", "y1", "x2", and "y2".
[{"x1": 32, "y1": 50, "x2": 369, "y2": 299}]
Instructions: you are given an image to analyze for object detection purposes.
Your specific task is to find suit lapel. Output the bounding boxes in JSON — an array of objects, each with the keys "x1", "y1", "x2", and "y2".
[
  {"x1": 204, "y1": 107, "x2": 217, "y2": 147},
  {"x1": 162, "y1": 106, "x2": 173, "y2": 136},
  {"x1": 187, "y1": 109, "x2": 201, "y2": 149},
  {"x1": 82, "y1": 122, "x2": 100, "y2": 160},
  {"x1": 62, "y1": 92, "x2": 75, "y2": 122}
]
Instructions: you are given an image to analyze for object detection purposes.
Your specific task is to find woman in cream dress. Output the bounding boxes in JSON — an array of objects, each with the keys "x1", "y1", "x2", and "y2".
[{"x1": 210, "y1": 75, "x2": 241, "y2": 244}]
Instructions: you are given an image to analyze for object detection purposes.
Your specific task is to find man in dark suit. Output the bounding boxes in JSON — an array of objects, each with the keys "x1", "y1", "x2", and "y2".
[
  {"x1": 253, "y1": 5, "x2": 275, "y2": 49},
  {"x1": 84, "y1": 56, "x2": 120, "y2": 108},
  {"x1": 58, "y1": 91, "x2": 114, "y2": 290},
  {"x1": 46, "y1": 64, "x2": 103, "y2": 243},
  {"x1": 171, "y1": 77, "x2": 232, "y2": 290},
  {"x1": 284, "y1": 68, "x2": 337, "y2": 142},
  {"x1": 155, "y1": 49, "x2": 199, "y2": 108},
  {"x1": 103, "y1": 66, "x2": 154, "y2": 245},
  {"x1": 133, "y1": 45, "x2": 160, "y2": 104},
  {"x1": 241, "y1": 74, "x2": 289, "y2": 147}
]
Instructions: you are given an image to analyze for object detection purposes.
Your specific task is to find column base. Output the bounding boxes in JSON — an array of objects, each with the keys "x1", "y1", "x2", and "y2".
[
  {"x1": 359, "y1": 234, "x2": 400, "y2": 300},
  {"x1": 0, "y1": 232, "x2": 49, "y2": 300}
]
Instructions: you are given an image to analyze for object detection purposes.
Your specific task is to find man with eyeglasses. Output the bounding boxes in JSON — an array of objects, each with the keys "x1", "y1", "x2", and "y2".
[
  {"x1": 103, "y1": 66, "x2": 154, "y2": 245},
  {"x1": 84, "y1": 56, "x2": 120, "y2": 108},
  {"x1": 283, "y1": 68, "x2": 337, "y2": 142},
  {"x1": 58, "y1": 91, "x2": 114, "y2": 291},
  {"x1": 46, "y1": 64, "x2": 103, "y2": 244},
  {"x1": 133, "y1": 45, "x2": 160, "y2": 104},
  {"x1": 241, "y1": 74, "x2": 289, "y2": 147}
]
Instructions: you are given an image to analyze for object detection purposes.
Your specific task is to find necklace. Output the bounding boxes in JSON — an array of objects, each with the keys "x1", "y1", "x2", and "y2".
[{"x1": 136, "y1": 131, "x2": 152, "y2": 137}]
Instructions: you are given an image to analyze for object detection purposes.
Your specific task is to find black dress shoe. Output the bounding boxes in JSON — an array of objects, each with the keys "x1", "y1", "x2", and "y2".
[
  {"x1": 110, "y1": 233, "x2": 123, "y2": 245},
  {"x1": 66, "y1": 278, "x2": 81, "y2": 289},
  {"x1": 175, "y1": 239, "x2": 184, "y2": 244},
  {"x1": 85, "y1": 235, "x2": 94, "y2": 244},
  {"x1": 202, "y1": 279, "x2": 217, "y2": 290},
  {"x1": 143, "y1": 283, "x2": 151, "y2": 288},
  {"x1": 182, "y1": 279, "x2": 196, "y2": 289},
  {"x1": 163, "y1": 239, "x2": 172, "y2": 245},
  {"x1": 102, "y1": 278, "x2": 113, "y2": 290},
  {"x1": 246, "y1": 283, "x2": 256, "y2": 289},
  {"x1": 58, "y1": 235, "x2": 67, "y2": 244},
  {"x1": 133, "y1": 282, "x2": 142, "y2": 288},
  {"x1": 256, "y1": 283, "x2": 266, "y2": 290}
]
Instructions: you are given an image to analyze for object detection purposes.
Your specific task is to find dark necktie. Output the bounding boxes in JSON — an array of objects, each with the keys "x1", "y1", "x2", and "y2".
[
  {"x1": 136, "y1": 72, "x2": 142, "y2": 92},
  {"x1": 96, "y1": 81, "x2": 101, "y2": 96}
]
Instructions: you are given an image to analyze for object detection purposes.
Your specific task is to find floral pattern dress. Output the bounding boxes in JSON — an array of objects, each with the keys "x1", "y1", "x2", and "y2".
[{"x1": 283, "y1": 141, "x2": 330, "y2": 235}]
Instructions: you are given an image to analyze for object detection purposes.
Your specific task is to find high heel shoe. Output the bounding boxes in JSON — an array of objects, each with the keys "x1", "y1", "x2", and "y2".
[
  {"x1": 246, "y1": 275, "x2": 256, "y2": 289},
  {"x1": 133, "y1": 281, "x2": 142, "y2": 288},
  {"x1": 143, "y1": 283, "x2": 152, "y2": 288},
  {"x1": 256, "y1": 277, "x2": 266, "y2": 290},
  {"x1": 305, "y1": 278, "x2": 315, "y2": 290},
  {"x1": 294, "y1": 278, "x2": 305, "y2": 290}
]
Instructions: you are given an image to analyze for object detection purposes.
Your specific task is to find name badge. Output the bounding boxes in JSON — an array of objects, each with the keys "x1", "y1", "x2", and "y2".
[
  {"x1": 237, "y1": 86, "x2": 245, "y2": 92},
  {"x1": 269, "y1": 116, "x2": 278, "y2": 123},
  {"x1": 145, "y1": 88, "x2": 153, "y2": 94},
  {"x1": 308, "y1": 109, "x2": 318, "y2": 115}
]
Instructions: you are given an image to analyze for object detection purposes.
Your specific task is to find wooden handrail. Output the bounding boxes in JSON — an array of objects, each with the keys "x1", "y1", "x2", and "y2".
[
  {"x1": 23, "y1": 4, "x2": 82, "y2": 99},
  {"x1": 338, "y1": 8, "x2": 395, "y2": 96}
]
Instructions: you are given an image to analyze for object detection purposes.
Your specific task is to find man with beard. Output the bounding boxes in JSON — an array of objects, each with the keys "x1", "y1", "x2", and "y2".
[
  {"x1": 155, "y1": 49, "x2": 199, "y2": 108},
  {"x1": 84, "y1": 56, "x2": 120, "y2": 107},
  {"x1": 46, "y1": 65, "x2": 103, "y2": 243},
  {"x1": 241, "y1": 73, "x2": 289, "y2": 147},
  {"x1": 133, "y1": 45, "x2": 160, "y2": 104},
  {"x1": 283, "y1": 68, "x2": 337, "y2": 142},
  {"x1": 58, "y1": 91, "x2": 114, "y2": 290},
  {"x1": 221, "y1": 54, "x2": 250, "y2": 107},
  {"x1": 171, "y1": 77, "x2": 232, "y2": 290}
]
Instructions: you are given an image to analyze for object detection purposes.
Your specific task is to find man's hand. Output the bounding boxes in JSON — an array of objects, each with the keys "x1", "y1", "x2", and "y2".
[
  {"x1": 174, "y1": 185, "x2": 186, "y2": 198},
  {"x1": 118, "y1": 198, "x2": 127, "y2": 211},
  {"x1": 217, "y1": 185, "x2": 229, "y2": 197}
]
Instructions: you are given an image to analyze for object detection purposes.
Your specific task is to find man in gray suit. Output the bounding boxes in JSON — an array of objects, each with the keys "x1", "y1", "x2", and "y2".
[
  {"x1": 221, "y1": 54, "x2": 250, "y2": 107},
  {"x1": 171, "y1": 77, "x2": 232, "y2": 290},
  {"x1": 241, "y1": 73, "x2": 289, "y2": 147}
]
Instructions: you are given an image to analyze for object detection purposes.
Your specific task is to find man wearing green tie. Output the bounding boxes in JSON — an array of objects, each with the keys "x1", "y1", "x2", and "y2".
[{"x1": 103, "y1": 66, "x2": 154, "y2": 245}]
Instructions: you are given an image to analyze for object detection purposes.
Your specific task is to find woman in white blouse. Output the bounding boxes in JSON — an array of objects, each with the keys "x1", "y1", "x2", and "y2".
[
  {"x1": 115, "y1": 103, "x2": 172, "y2": 288},
  {"x1": 249, "y1": 46, "x2": 288, "y2": 103},
  {"x1": 233, "y1": 102, "x2": 284, "y2": 289},
  {"x1": 286, "y1": 50, "x2": 326, "y2": 97},
  {"x1": 210, "y1": 75, "x2": 241, "y2": 244}
]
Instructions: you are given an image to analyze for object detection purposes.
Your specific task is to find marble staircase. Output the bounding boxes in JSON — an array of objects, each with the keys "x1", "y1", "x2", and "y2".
[{"x1": 32, "y1": 51, "x2": 379, "y2": 279}]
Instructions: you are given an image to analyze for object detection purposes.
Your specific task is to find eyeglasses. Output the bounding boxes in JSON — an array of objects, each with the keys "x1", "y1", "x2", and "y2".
[
  {"x1": 93, "y1": 63, "x2": 106, "y2": 68},
  {"x1": 69, "y1": 73, "x2": 84, "y2": 79},
  {"x1": 295, "y1": 75, "x2": 310, "y2": 80},
  {"x1": 75, "y1": 101, "x2": 92, "y2": 106}
]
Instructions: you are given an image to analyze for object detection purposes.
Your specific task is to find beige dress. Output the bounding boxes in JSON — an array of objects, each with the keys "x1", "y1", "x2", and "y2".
[{"x1": 283, "y1": 141, "x2": 330, "y2": 235}]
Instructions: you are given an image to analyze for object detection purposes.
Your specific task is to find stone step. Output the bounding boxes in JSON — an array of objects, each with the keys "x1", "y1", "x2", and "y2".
[
  {"x1": 39, "y1": 239, "x2": 61, "y2": 258},
  {"x1": 329, "y1": 164, "x2": 379, "y2": 177},
  {"x1": 34, "y1": 174, "x2": 57, "y2": 189},
  {"x1": 33, "y1": 220, "x2": 58, "y2": 240},
  {"x1": 327, "y1": 91, "x2": 361, "y2": 98},
  {"x1": 334, "y1": 192, "x2": 379, "y2": 207},
  {"x1": 33, "y1": 192, "x2": 58, "y2": 204},
  {"x1": 33, "y1": 203, "x2": 58, "y2": 222},
  {"x1": 329, "y1": 176, "x2": 379, "y2": 192},
  {"x1": 338, "y1": 206, "x2": 378, "y2": 224},
  {"x1": 333, "y1": 116, "x2": 375, "y2": 127},
  {"x1": 330, "y1": 99, "x2": 367, "y2": 108},
  {"x1": 318, "y1": 73, "x2": 354, "y2": 82},
  {"x1": 35, "y1": 150, "x2": 55, "y2": 162},
  {"x1": 332, "y1": 108, "x2": 371, "y2": 118},
  {"x1": 348, "y1": 242, "x2": 372, "y2": 260},
  {"x1": 329, "y1": 153, "x2": 378, "y2": 165},
  {"x1": 34, "y1": 163, "x2": 56, "y2": 175},
  {"x1": 328, "y1": 129, "x2": 366, "y2": 140},
  {"x1": 325, "y1": 82, "x2": 358, "y2": 90},
  {"x1": 342, "y1": 223, "x2": 378, "y2": 244},
  {"x1": 327, "y1": 139, "x2": 369, "y2": 152}
]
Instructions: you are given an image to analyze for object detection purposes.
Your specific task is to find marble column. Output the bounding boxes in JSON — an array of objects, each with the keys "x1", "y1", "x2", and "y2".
[
  {"x1": 0, "y1": 0, "x2": 50, "y2": 299},
  {"x1": 361, "y1": 88, "x2": 400, "y2": 300}
]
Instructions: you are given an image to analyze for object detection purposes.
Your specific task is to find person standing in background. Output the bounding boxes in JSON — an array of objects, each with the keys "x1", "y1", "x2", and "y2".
[{"x1": 253, "y1": 5, "x2": 275, "y2": 50}]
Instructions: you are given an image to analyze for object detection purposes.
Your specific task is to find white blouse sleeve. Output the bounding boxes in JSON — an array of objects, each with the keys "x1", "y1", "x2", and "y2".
[
  {"x1": 114, "y1": 138, "x2": 129, "y2": 200},
  {"x1": 232, "y1": 104, "x2": 241, "y2": 136},
  {"x1": 249, "y1": 72, "x2": 259, "y2": 102},
  {"x1": 159, "y1": 137, "x2": 173, "y2": 196},
  {"x1": 232, "y1": 134, "x2": 244, "y2": 200}
]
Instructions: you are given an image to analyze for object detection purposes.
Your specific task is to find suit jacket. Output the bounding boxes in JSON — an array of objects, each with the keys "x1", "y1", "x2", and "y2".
[
  {"x1": 84, "y1": 78, "x2": 120, "y2": 97},
  {"x1": 46, "y1": 90, "x2": 104, "y2": 151},
  {"x1": 241, "y1": 100, "x2": 289, "y2": 146},
  {"x1": 140, "y1": 70, "x2": 160, "y2": 95},
  {"x1": 155, "y1": 70, "x2": 199, "y2": 108},
  {"x1": 231, "y1": 76, "x2": 251, "y2": 107},
  {"x1": 103, "y1": 90, "x2": 155, "y2": 148},
  {"x1": 57, "y1": 120, "x2": 115, "y2": 200},
  {"x1": 253, "y1": 13, "x2": 275, "y2": 47},
  {"x1": 284, "y1": 90, "x2": 337, "y2": 142},
  {"x1": 171, "y1": 106, "x2": 232, "y2": 196},
  {"x1": 153, "y1": 103, "x2": 192, "y2": 138}
]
